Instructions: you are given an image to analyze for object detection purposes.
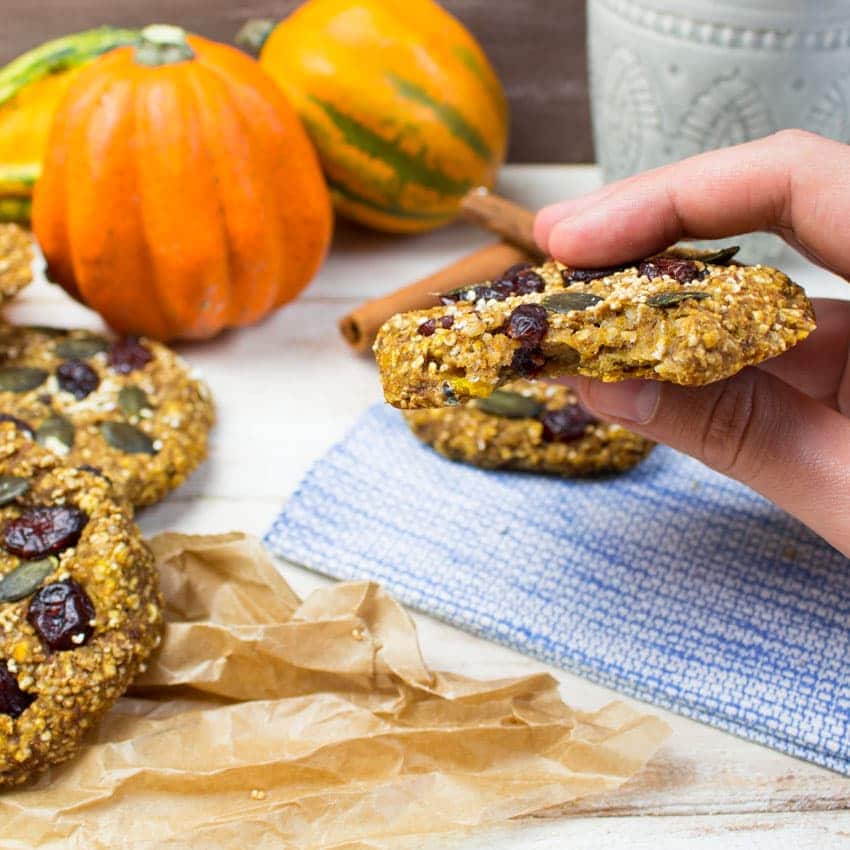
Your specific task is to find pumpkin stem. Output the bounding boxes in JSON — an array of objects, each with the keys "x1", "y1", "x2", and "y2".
[
  {"x1": 135, "y1": 24, "x2": 195, "y2": 66},
  {"x1": 235, "y1": 19, "x2": 275, "y2": 57}
]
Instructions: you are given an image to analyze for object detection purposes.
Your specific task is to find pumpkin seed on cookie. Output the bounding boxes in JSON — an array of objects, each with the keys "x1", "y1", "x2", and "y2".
[
  {"x1": 542, "y1": 292, "x2": 604, "y2": 313},
  {"x1": 0, "y1": 367, "x2": 47, "y2": 393},
  {"x1": 118, "y1": 386, "x2": 152, "y2": 418},
  {"x1": 25, "y1": 326, "x2": 66, "y2": 338},
  {"x1": 100, "y1": 421, "x2": 156, "y2": 455},
  {"x1": 646, "y1": 291, "x2": 711, "y2": 308},
  {"x1": 54, "y1": 336, "x2": 108, "y2": 360},
  {"x1": 36, "y1": 415, "x2": 74, "y2": 454},
  {"x1": 0, "y1": 557, "x2": 57, "y2": 603},
  {"x1": 477, "y1": 390, "x2": 545, "y2": 419},
  {"x1": 0, "y1": 475, "x2": 29, "y2": 506}
]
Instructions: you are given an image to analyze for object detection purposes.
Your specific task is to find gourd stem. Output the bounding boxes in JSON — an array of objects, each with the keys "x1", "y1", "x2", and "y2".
[
  {"x1": 135, "y1": 24, "x2": 195, "y2": 66},
  {"x1": 235, "y1": 19, "x2": 275, "y2": 57}
]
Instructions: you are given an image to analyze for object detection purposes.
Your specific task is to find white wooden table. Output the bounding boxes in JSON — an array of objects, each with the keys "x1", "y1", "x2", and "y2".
[{"x1": 11, "y1": 166, "x2": 850, "y2": 849}]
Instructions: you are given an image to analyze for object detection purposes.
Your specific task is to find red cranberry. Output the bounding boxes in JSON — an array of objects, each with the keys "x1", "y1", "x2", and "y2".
[
  {"x1": 498, "y1": 263, "x2": 544, "y2": 296},
  {"x1": 511, "y1": 346, "x2": 546, "y2": 378},
  {"x1": 540, "y1": 404, "x2": 598, "y2": 442},
  {"x1": 440, "y1": 267, "x2": 543, "y2": 304},
  {"x1": 0, "y1": 414, "x2": 34, "y2": 438},
  {"x1": 56, "y1": 360, "x2": 99, "y2": 400},
  {"x1": 510, "y1": 269, "x2": 545, "y2": 295},
  {"x1": 4, "y1": 506, "x2": 88, "y2": 559},
  {"x1": 417, "y1": 315, "x2": 454, "y2": 337},
  {"x1": 638, "y1": 257, "x2": 705, "y2": 284},
  {"x1": 506, "y1": 304, "x2": 549, "y2": 346},
  {"x1": 0, "y1": 661, "x2": 34, "y2": 718},
  {"x1": 27, "y1": 579, "x2": 95, "y2": 652},
  {"x1": 562, "y1": 265, "x2": 626, "y2": 284},
  {"x1": 107, "y1": 337, "x2": 152, "y2": 374}
]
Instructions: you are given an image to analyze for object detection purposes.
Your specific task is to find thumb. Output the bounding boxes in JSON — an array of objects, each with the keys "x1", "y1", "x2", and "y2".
[{"x1": 570, "y1": 370, "x2": 850, "y2": 556}]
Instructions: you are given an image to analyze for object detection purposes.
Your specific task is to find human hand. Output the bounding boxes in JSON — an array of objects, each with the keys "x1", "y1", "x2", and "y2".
[{"x1": 534, "y1": 130, "x2": 850, "y2": 557}]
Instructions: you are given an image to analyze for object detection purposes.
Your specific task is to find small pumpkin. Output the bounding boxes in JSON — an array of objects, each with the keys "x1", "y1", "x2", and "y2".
[
  {"x1": 237, "y1": 0, "x2": 509, "y2": 234},
  {"x1": 33, "y1": 25, "x2": 333, "y2": 341},
  {"x1": 0, "y1": 27, "x2": 140, "y2": 222}
]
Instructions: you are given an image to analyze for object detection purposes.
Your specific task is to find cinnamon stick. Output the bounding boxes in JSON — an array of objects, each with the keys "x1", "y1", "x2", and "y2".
[
  {"x1": 338, "y1": 241, "x2": 534, "y2": 352},
  {"x1": 459, "y1": 187, "x2": 538, "y2": 255},
  {"x1": 339, "y1": 191, "x2": 542, "y2": 352}
]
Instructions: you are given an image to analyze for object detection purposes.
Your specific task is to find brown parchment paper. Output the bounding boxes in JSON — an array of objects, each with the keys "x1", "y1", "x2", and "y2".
[{"x1": 1, "y1": 532, "x2": 670, "y2": 849}]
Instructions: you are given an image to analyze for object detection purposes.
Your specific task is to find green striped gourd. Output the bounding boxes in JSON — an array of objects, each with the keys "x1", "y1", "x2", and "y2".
[
  {"x1": 0, "y1": 27, "x2": 139, "y2": 222},
  {"x1": 237, "y1": 0, "x2": 508, "y2": 234}
]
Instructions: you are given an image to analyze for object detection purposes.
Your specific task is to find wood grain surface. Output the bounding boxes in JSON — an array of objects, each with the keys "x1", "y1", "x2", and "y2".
[{"x1": 0, "y1": 0, "x2": 591, "y2": 163}]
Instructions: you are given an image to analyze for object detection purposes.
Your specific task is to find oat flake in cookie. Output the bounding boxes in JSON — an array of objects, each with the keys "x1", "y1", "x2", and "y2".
[
  {"x1": 0, "y1": 225, "x2": 34, "y2": 305},
  {"x1": 374, "y1": 248, "x2": 816, "y2": 409},
  {"x1": 0, "y1": 326, "x2": 215, "y2": 506},
  {"x1": 0, "y1": 421, "x2": 163, "y2": 787},
  {"x1": 405, "y1": 380, "x2": 654, "y2": 476}
]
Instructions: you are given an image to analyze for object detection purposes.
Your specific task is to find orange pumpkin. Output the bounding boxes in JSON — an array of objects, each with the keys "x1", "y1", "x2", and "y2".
[{"x1": 33, "y1": 25, "x2": 333, "y2": 341}]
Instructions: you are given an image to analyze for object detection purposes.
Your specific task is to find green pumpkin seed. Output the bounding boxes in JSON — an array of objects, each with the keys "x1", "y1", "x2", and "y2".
[
  {"x1": 24, "y1": 325, "x2": 66, "y2": 338},
  {"x1": 36, "y1": 414, "x2": 74, "y2": 453},
  {"x1": 54, "y1": 336, "x2": 108, "y2": 360},
  {"x1": 0, "y1": 474, "x2": 29, "y2": 506},
  {"x1": 0, "y1": 557, "x2": 56, "y2": 603},
  {"x1": 542, "y1": 292, "x2": 603, "y2": 313},
  {"x1": 440, "y1": 284, "x2": 473, "y2": 302},
  {"x1": 476, "y1": 390, "x2": 545, "y2": 420},
  {"x1": 0, "y1": 367, "x2": 47, "y2": 393},
  {"x1": 118, "y1": 385, "x2": 151, "y2": 418},
  {"x1": 646, "y1": 291, "x2": 711, "y2": 308},
  {"x1": 695, "y1": 246, "x2": 739, "y2": 265},
  {"x1": 100, "y1": 421, "x2": 156, "y2": 454},
  {"x1": 663, "y1": 245, "x2": 740, "y2": 265}
]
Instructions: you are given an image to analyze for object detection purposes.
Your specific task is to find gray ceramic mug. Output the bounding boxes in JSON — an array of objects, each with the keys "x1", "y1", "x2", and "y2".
[{"x1": 588, "y1": 0, "x2": 850, "y2": 258}]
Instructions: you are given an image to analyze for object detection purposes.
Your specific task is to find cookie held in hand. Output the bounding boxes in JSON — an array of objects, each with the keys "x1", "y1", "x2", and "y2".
[
  {"x1": 405, "y1": 380, "x2": 654, "y2": 476},
  {"x1": 374, "y1": 248, "x2": 815, "y2": 409}
]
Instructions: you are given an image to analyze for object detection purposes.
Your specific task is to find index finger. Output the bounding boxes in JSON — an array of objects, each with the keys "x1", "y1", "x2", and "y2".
[{"x1": 535, "y1": 130, "x2": 850, "y2": 277}]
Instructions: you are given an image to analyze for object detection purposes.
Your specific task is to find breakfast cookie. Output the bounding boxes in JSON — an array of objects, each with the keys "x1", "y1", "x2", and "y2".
[
  {"x1": 374, "y1": 247, "x2": 816, "y2": 409},
  {"x1": 405, "y1": 380, "x2": 654, "y2": 476},
  {"x1": 0, "y1": 421, "x2": 163, "y2": 787},
  {"x1": 0, "y1": 326, "x2": 214, "y2": 506},
  {"x1": 0, "y1": 224, "x2": 34, "y2": 305}
]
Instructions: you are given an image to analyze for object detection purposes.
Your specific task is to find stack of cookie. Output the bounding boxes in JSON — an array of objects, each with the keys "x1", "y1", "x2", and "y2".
[{"x1": 0, "y1": 224, "x2": 214, "y2": 787}]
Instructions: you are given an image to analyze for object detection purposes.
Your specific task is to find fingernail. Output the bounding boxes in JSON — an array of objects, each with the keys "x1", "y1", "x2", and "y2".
[
  {"x1": 585, "y1": 380, "x2": 660, "y2": 424},
  {"x1": 547, "y1": 218, "x2": 578, "y2": 257}
]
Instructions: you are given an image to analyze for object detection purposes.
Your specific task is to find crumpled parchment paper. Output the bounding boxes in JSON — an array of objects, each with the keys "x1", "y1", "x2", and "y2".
[{"x1": 1, "y1": 532, "x2": 670, "y2": 849}]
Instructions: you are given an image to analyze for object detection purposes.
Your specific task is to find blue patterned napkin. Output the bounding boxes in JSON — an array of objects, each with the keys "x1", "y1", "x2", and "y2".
[{"x1": 265, "y1": 404, "x2": 850, "y2": 773}]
